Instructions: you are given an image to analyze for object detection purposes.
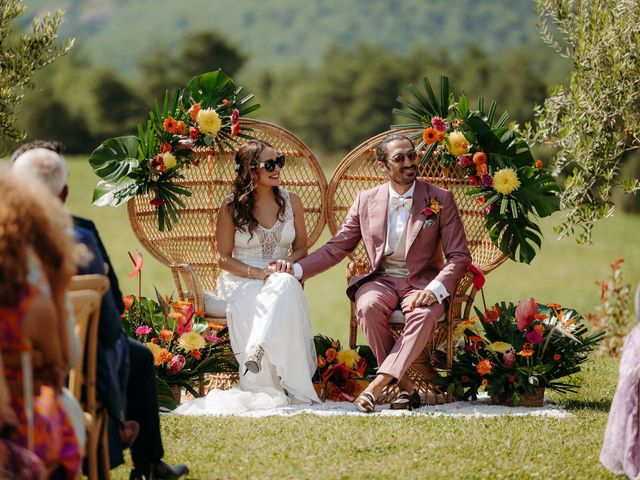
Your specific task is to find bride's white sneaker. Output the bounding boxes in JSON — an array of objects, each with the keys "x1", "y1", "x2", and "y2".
[{"x1": 244, "y1": 344, "x2": 265, "y2": 375}]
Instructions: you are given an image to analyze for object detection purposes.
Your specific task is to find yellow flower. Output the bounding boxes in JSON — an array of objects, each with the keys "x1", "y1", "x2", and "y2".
[
  {"x1": 336, "y1": 349, "x2": 360, "y2": 369},
  {"x1": 178, "y1": 331, "x2": 206, "y2": 351},
  {"x1": 488, "y1": 342, "x2": 513, "y2": 353},
  {"x1": 146, "y1": 342, "x2": 161, "y2": 355},
  {"x1": 493, "y1": 168, "x2": 521, "y2": 195},
  {"x1": 197, "y1": 108, "x2": 221, "y2": 135},
  {"x1": 162, "y1": 152, "x2": 177, "y2": 170},
  {"x1": 447, "y1": 131, "x2": 469, "y2": 156}
]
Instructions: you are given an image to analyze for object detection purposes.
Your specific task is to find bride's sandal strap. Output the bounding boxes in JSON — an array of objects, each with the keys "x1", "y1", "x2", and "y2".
[{"x1": 354, "y1": 391, "x2": 376, "y2": 413}]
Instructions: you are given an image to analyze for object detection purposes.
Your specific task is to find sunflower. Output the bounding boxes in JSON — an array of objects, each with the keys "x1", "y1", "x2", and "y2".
[{"x1": 493, "y1": 168, "x2": 521, "y2": 195}]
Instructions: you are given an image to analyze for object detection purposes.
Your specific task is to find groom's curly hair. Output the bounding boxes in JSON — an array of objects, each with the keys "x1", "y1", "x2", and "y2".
[{"x1": 231, "y1": 140, "x2": 285, "y2": 237}]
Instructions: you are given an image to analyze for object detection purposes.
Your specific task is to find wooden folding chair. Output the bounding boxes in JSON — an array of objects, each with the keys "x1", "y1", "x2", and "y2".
[{"x1": 69, "y1": 274, "x2": 110, "y2": 480}]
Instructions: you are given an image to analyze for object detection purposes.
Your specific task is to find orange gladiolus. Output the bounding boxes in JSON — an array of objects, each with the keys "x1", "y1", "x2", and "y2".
[
  {"x1": 473, "y1": 152, "x2": 488, "y2": 165},
  {"x1": 317, "y1": 355, "x2": 326, "y2": 368},
  {"x1": 476, "y1": 359, "x2": 493, "y2": 376}
]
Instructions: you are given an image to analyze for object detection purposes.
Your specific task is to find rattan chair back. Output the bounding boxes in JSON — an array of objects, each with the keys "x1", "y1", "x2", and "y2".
[
  {"x1": 128, "y1": 119, "x2": 328, "y2": 302},
  {"x1": 327, "y1": 129, "x2": 507, "y2": 273}
]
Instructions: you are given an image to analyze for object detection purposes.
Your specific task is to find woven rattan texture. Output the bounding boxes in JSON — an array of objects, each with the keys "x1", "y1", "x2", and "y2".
[
  {"x1": 327, "y1": 130, "x2": 506, "y2": 274},
  {"x1": 128, "y1": 120, "x2": 328, "y2": 292}
]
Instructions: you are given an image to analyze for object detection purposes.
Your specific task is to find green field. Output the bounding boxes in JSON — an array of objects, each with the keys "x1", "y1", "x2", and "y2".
[{"x1": 65, "y1": 156, "x2": 640, "y2": 345}]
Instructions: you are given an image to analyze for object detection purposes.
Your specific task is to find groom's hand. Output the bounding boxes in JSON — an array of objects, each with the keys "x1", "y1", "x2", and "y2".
[
  {"x1": 408, "y1": 289, "x2": 437, "y2": 310},
  {"x1": 268, "y1": 258, "x2": 293, "y2": 274}
]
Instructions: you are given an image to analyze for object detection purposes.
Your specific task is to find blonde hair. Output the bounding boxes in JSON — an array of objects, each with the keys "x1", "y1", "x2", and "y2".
[{"x1": 0, "y1": 170, "x2": 75, "y2": 306}]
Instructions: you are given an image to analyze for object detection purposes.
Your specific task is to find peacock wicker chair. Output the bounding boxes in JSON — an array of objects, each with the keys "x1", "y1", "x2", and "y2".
[
  {"x1": 326, "y1": 129, "x2": 508, "y2": 404},
  {"x1": 128, "y1": 119, "x2": 328, "y2": 391}
]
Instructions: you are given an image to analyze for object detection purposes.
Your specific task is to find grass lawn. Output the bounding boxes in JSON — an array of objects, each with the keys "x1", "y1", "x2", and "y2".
[{"x1": 58, "y1": 156, "x2": 636, "y2": 478}]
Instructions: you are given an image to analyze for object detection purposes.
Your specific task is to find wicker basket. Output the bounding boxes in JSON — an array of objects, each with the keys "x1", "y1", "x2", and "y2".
[{"x1": 491, "y1": 387, "x2": 545, "y2": 407}]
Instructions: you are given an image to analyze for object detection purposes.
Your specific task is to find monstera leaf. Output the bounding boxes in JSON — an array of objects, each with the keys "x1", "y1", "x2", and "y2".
[{"x1": 89, "y1": 136, "x2": 142, "y2": 206}]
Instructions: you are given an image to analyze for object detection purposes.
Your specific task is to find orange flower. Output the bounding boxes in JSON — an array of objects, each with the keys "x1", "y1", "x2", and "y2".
[
  {"x1": 473, "y1": 152, "x2": 488, "y2": 165},
  {"x1": 150, "y1": 337, "x2": 159, "y2": 344},
  {"x1": 611, "y1": 258, "x2": 624, "y2": 270},
  {"x1": 483, "y1": 305, "x2": 501, "y2": 324},
  {"x1": 534, "y1": 159, "x2": 543, "y2": 169},
  {"x1": 553, "y1": 353, "x2": 561, "y2": 361},
  {"x1": 123, "y1": 295, "x2": 135, "y2": 310},
  {"x1": 163, "y1": 117, "x2": 178, "y2": 133},
  {"x1": 208, "y1": 321, "x2": 226, "y2": 330},
  {"x1": 547, "y1": 303, "x2": 562, "y2": 309},
  {"x1": 160, "y1": 329, "x2": 173, "y2": 342},
  {"x1": 464, "y1": 316, "x2": 479, "y2": 325},
  {"x1": 517, "y1": 349, "x2": 535, "y2": 357},
  {"x1": 481, "y1": 378, "x2": 489, "y2": 388},
  {"x1": 189, "y1": 103, "x2": 201, "y2": 122},
  {"x1": 155, "y1": 348, "x2": 173, "y2": 366},
  {"x1": 533, "y1": 324, "x2": 546, "y2": 335},
  {"x1": 174, "y1": 120, "x2": 186, "y2": 135},
  {"x1": 317, "y1": 355, "x2": 326, "y2": 368},
  {"x1": 429, "y1": 199, "x2": 442, "y2": 214},
  {"x1": 161, "y1": 143, "x2": 172, "y2": 153},
  {"x1": 534, "y1": 313, "x2": 547, "y2": 320},
  {"x1": 190, "y1": 349, "x2": 201, "y2": 360},
  {"x1": 469, "y1": 335, "x2": 484, "y2": 344},
  {"x1": 435, "y1": 131, "x2": 445, "y2": 142},
  {"x1": 475, "y1": 162, "x2": 488, "y2": 176},
  {"x1": 476, "y1": 359, "x2": 493, "y2": 376},
  {"x1": 325, "y1": 348, "x2": 337, "y2": 362},
  {"x1": 231, "y1": 122, "x2": 241, "y2": 137},
  {"x1": 222, "y1": 99, "x2": 231, "y2": 106},
  {"x1": 476, "y1": 196, "x2": 486, "y2": 206},
  {"x1": 522, "y1": 342, "x2": 533, "y2": 350},
  {"x1": 422, "y1": 127, "x2": 440, "y2": 145}
]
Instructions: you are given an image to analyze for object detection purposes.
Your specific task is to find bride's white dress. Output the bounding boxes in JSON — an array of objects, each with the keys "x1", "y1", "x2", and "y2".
[{"x1": 174, "y1": 189, "x2": 320, "y2": 415}]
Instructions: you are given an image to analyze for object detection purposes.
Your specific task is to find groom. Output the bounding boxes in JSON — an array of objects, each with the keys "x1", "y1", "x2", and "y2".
[{"x1": 293, "y1": 133, "x2": 471, "y2": 412}]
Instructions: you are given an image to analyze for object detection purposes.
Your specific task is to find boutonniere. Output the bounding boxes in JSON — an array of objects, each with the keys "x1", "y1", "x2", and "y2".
[{"x1": 421, "y1": 199, "x2": 442, "y2": 228}]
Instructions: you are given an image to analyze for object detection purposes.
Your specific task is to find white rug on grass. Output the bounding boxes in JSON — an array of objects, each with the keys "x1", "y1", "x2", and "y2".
[{"x1": 170, "y1": 393, "x2": 571, "y2": 419}]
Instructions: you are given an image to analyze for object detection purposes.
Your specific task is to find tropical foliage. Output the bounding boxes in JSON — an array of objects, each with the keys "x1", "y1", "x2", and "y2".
[
  {"x1": 441, "y1": 300, "x2": 604, "y2": 405},
  {"x1": 88, "y1": 70, "x2": 259, "y2": 230},
  {"x1": 122, "y1": 291, "x2": 238, "y2": 410},
  {"x1": 529, "y1": 0, "x2": 640, "y2": 243},
  {"x1": 392, "y1": 76, "x2": 561, "y2": 263}
]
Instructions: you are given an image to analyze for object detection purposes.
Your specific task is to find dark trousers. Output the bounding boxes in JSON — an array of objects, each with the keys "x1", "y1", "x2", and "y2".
[{"x1": 126, "y1": 339, "x2": 164, "y2": 464}]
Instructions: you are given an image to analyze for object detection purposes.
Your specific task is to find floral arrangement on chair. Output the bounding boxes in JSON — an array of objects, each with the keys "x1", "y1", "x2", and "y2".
[
  {"x1": 122, "y1": 290, "x2": 238, "y2": 410},
  {"x1": 313, "y1": 335, "x2": 377, "y2": 402},
  {"x1": 89, "y1": 69, "x2": 260, "y2": 230},
  {"x1": 392, "y1": 75, "x2": 561, "y2": 263},
  {"x1": 440, "y1": 299, "x2": 604, "y2": 406}
]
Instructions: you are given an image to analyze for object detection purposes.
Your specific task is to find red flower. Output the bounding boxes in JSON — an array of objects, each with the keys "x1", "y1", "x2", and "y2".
[
  {"x1": 515, "y1": 297, "x2": 538, "y2": 332},
  {"x1": 468, "y1": 263, "x2": 485, "y2": 290},
  {"x1": 190, "y1": 349, "x2": 201, "y2": 360},
  {"x1": 127, "y1": 250, "x2": 143, "y2": 278},
  {"x1": 174, "y1": 121, "x2": 186, "y2": 135},
  {"x1": 422, "y1": 207, "x2": 434, "y2": 216},
  {"x1": 553, "y1": 353, "x2": 561, "y2": 361},
  {"x1": 483, "y1": 305, "x2": 501, "y2": 324},
  {"x1": 123, "y1": 295, "x2": 135, "y2": 310},
  {"x1": 222, "y1": 99, "x2": 231, "y2": 106},
  {"x1": 507, "y1": 375, "x2": 516, "y2": 383},
  {"x1": 161, "y1": 143, "x2": 172, "y2": 153},
  {"x1": 231, "y1": 122, "x2": 241, "y2": 137},
  {"x1": 189, "y1": 126, "x2": 200, "y2": 140},
  {"x1": 150, "y1": 198, "x2": 165, "y2": 207},
  {"x1": 468, "y1": 175, "x2": 480, "y2": 186},
  {"x1": 526, "y1": 331, "x2": 544, "y2": 344}
]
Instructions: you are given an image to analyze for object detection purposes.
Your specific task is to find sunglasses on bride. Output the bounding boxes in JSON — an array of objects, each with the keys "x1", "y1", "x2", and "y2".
[{"x1": 255, "y1": 154, "x2": 286, "y2": 172}]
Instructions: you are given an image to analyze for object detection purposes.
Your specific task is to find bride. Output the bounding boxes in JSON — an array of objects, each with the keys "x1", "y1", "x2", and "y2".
[{"x1": 174, "y1": 140, "x2": 320, "y2": 415}]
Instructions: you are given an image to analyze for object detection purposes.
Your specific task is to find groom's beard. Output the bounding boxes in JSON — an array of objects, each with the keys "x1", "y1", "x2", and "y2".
[{"x1": 400, "y1": 166, "x2": 417, "y2": 183}]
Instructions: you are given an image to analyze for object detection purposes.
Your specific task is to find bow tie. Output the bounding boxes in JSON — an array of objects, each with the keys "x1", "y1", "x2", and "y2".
[{"x1": 390, "y1": 196, "x2": 413, "y2": 210}]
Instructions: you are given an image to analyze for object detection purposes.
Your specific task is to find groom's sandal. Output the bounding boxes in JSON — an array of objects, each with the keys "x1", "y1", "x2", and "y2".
[
  {"x1": 243, "y1": 344, "x2": 265, "y2": 375},
  {"x1": 354, "y1": 391, "x2": 376, "y2": 413},
  {"x1": 390, "y1": 391, "x2": 421, "y2": 410}
]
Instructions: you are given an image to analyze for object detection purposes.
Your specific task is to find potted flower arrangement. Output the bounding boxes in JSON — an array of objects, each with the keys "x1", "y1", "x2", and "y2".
[
  {"x1": 122, "y1": 291, "x2": 238, "y2": 410},
  {"x1": 392, "y1": 75, "x2": 561, "y2": 263},
  {"x1": 89, "y1": 69, "x2": 260, "y2": 230},
  {"x1": 313, "y1": 335, "x2": 377, "y2": 402},
  {"x1": 442, "y1": 299, "x2": 604, "y2": 406}
]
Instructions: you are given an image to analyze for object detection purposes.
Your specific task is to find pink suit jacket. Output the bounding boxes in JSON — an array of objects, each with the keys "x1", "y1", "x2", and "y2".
[{"x1": 299, "y1": 181, "x2": 472, "y2": 301}]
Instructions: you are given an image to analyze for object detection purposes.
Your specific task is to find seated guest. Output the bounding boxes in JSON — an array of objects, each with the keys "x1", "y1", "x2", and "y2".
[
  {"x1": 0, "y1": 351, "x2": 46, "y2": 479},
  {"x1": 601, "y1": 283, "x2": 640, "y2": 479},
  {"x1": 0, "y1": 171, "x2": 82, "y2": 478},
  {"x1": 12, "y1": 142, "x2": 188, "y2": 479}
]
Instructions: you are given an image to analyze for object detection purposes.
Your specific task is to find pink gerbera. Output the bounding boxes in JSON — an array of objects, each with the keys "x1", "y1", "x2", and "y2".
[
  {"x1": 526, "y1": 331, "x2": 544, "y2": 344},
  {"x1": 431, "y1": 116, "x2": 447, "y2": 132},
  {"x1": 135, "y1": 325, "x2": 152, "y2": 336}
]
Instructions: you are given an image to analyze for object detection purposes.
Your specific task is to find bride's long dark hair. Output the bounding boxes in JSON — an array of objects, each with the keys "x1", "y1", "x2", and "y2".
[{"x1": 231, "y1": 140, "x2": 285, "y2": 237}]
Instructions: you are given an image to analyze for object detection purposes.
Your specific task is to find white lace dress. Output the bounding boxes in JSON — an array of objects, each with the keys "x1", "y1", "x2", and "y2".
[{"x1": 174, "y1": 190, "x2": 320, "y2": 415}]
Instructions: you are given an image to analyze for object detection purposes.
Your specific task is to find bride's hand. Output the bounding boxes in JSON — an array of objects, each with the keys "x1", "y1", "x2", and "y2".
[{"x1": 268, "y1": 258, "x2": 293, "y2": 274}]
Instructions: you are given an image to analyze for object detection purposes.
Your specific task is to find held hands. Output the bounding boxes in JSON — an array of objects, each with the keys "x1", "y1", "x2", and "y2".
[
  {"x1": 408, "y1": 289, "x2": 437, "y2": 311},
  {"x1": 267, "y1": 258, "x2": 294, "y2": 275}
]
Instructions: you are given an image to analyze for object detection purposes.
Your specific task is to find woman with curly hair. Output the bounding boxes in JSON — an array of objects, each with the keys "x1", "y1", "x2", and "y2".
[
  {"x1": 175, "y1": 140, "x2": 320, "y2": 415},
  {"x1": 0, "y1": 171, "x2": 81, "y2": 478}
]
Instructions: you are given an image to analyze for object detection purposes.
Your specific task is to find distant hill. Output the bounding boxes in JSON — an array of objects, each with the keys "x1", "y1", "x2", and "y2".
[{"x1": 24, "y1": 0, "x2": 547, "y2": 77}]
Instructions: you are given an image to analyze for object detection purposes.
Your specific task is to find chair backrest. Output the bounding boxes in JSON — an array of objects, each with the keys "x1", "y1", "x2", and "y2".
[
  {"x1": 68, "y1": 275, "x2": 108, "y2": 418},
  {"x1": 128, "y1": 119, "x2": 328, "y2": 295},
  {"x1": 327, "y1": 130, "x2": 508, "y2": 274}
]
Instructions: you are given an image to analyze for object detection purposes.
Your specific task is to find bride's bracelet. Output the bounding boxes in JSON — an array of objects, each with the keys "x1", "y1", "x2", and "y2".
[{"x1": 247, "y1": 266, "x2": 254, "y2": 279}]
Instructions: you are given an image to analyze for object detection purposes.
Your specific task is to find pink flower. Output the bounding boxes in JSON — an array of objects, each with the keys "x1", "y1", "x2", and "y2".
[
  {"x1": 150, "y1": 198, "x2": 165, "y2": 207},
  {"x1": 231, "y1": 109, "x2": 240, "y2": 125},
  {"x1": 515, "y1": 297, "x2": 538, "y2": 332},
  {"x1": 481, "y1": 173, "x2": 493, "y2": 187},
  {"x1": 503, "y1": 350, "x2": 516, "y2": 368},
  {"x1": 167, "y1": 354, "x2": 186, "y2": 374},
  {"x1": 189, "y1": 126, "x2": 200, "y2": 140},
  {"x1": 135, "y1": 325, "x2": 152, "y2": 336},
  {"x1": 457, "y1": 154, "x2": 473, "y2": 168},
  {"x1": 204, "y1": 332, "x2": 221, "y2": 343},
  {"x1": 431, "y1": 116, "x2": 447, "y2": 132},
  {"x1": 526, "y1": 331, "x2": 544, "y2": 344},
  {"x1": 485, "y1": 204, "x2": 494, "y2": 214},
  {"x1": 176, "y1": 314, "x2": 192, "y2": 336},
  {"x1": 177, "y1": 138, "x2": 195, "y2": 150}
]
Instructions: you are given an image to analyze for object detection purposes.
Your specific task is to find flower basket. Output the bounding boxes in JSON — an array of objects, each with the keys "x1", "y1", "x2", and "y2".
[
  {"x1": 491, "y1": 387, "x2": 545, "y2": 407},
  {"x1": 314, "y1": 378, "x2": 369, "y2": 402}
]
